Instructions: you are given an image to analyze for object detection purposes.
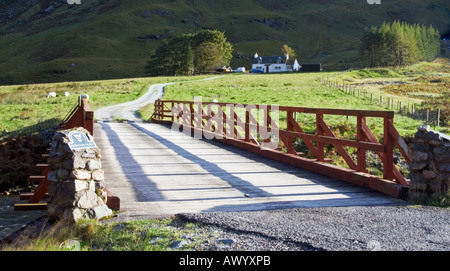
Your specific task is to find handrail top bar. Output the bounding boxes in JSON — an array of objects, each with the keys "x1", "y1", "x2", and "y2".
[{"x1": 159, "y1": 99, "x2": 395, "y2": 118}]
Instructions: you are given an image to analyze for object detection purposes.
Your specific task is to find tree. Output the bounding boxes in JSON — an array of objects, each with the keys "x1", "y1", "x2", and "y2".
[
  {"x1": 360, "y1": 21, "x2": 441, "y2": 67},
  {"x1": 360, "y1": 26, "x2": 383, "y2": 67},
  {"x1": 194, "y1": 42, "x2": 226, "y2": 73},
  {"x1": 145, "y1": 29, "x2": 233, "y2": 76},
  {"x1": 281, "y1": 44, "x2": 296, "y2": 61},
  {"x1": 145, "y1": 35, "x2": 193, "y2": 76},
  {"x1": 193, "y1": 29, "x2": 234, "y2": 65}
]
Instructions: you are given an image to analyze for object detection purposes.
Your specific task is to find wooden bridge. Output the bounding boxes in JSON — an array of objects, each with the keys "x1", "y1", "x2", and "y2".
[{"x1": 16, "y1": 95, "x2": 410, "y2": 216}]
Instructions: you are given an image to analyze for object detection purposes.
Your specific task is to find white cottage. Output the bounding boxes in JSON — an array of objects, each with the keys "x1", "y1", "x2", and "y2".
[{"x1": 251, "y1": 53, "x2": 292, "y2": 73}]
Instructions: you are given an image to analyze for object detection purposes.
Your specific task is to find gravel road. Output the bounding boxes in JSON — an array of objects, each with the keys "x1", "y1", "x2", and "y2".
[
  {"x1": 94, "y1": 76, "x2": 224, "y2": 122},
  {"x1": 178, "y1": 205, "x2": 450, "y2": 251},
  {"x1": 95, "y1": 83, "x2": 166, "y2": 122}
]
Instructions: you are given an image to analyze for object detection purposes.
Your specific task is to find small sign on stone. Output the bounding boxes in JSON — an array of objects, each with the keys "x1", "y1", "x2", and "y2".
[{"x1": 68, "y1": 131, "x2": 97, "y2": 151}]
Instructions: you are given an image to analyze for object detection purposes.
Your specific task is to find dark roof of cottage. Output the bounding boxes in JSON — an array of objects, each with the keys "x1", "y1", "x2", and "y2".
[{"x1": 252, "y1": 56, "x2": 288, "y2": 64}]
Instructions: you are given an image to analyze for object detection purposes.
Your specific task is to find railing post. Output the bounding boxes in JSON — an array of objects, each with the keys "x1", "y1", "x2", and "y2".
[
  {"x1": 357, "y1": 116, "x2": 367, "y2": 172},
  {"x1": 153, "y1": 99, "x2": 159, "y2": 119},
  {"x1": 263, "y1": 106, "x2": 270, "y2": 145},
  {"x1": 171, "y1": 101, "x2": 175, "y2": 122},
  {"x1": 286, "y1": 111, "x2": 295, "y2": 154},
  {"x1": 190, "y1": 103, "x2": 194, "y2": 131},
  {"x1": 316, "y1": 113, "x2": 325, "y2": 162},
  {"x1": 245, "y1": 109, "x2": 250, "y2": 142},
  {"x1": 223, "y1": 105, "x2": 228, "y2": 137},
  {"x1": 155, "y1": 99, "x2": 161, "y2": 120},
  {"x1": 383, "y1": 116, "x2": 394, "y2": 181}
]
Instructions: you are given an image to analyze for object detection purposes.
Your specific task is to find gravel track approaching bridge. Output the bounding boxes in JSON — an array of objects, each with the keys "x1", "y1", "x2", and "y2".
[{"x1": 178, "y1": 205, "x2": 450, "y2": 251}]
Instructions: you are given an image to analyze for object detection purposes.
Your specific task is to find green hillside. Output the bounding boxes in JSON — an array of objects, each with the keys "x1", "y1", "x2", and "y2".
[{"x1": 0, "y1": 0, "x2": 449, "y2": 84}]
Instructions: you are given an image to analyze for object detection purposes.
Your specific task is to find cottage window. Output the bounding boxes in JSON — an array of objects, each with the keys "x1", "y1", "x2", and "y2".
[{"x1": 274, "y1": 66, "x2": 281, "y2": 70}]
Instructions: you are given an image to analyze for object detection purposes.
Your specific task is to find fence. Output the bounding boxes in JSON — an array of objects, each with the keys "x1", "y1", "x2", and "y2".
[
  {"x1": 317, "y1": 75, "x2": 443, "y2": 128},
  {"x1": 1, "y1": 96, "x2": 94, "y2": 141},
  {"x1": 0, "y1": 118, "x2": 61, "y2": 142}
]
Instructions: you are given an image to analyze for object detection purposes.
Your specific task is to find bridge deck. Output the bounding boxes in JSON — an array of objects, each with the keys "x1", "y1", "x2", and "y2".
[{"x1": 95, "y1": 121, "x2": 404, "y2": 220}]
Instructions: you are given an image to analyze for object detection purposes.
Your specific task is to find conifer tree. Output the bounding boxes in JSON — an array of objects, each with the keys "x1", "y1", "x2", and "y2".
[{"x1": 360, "y1": 21, "x2": 441, "y2": 67}]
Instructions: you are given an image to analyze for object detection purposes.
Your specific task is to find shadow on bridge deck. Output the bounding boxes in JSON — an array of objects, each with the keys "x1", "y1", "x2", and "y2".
[{"x1": 94, "y1": 121, "x2": 406, "y2": 220}]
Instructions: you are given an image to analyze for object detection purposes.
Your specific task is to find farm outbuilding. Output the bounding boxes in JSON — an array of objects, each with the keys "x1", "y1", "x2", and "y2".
[{"x1": 300, "y1": 63, "x2": 322, "y2": 72}]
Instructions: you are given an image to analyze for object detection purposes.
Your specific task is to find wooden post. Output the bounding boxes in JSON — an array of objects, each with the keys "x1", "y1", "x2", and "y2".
[
  {"x1": 437, "y1": 108, "x2": 440, "y2": 127},
  {"x1": 190, "y1": 103, "x2": 195, "y2": 134},
  {"x1": 357, "y1": 116, "x2": 367, "y2": 172},
  {"x1": 383, "y1": 117, "x2": 394, "y2": 181},
  {"x1": 171, "y1": 101, "x2": 175, "y2": 122},
  {"x1": 286, "y1": 111, "x2": 295, "y2": 154},
  {"x1": 316, "y1": 113, "x2": 325, "y2": 162},
  {"x1": 245, "y1": 109, "x2": 250, "y2": 143}
]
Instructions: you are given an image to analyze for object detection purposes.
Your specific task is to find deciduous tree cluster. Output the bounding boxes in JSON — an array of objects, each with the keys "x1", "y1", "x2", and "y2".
[{"x1": 145, "y1": 29, "x2": 233, "y2": 76}]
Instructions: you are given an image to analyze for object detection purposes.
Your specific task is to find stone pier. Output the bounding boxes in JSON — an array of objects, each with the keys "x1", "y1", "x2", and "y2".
[
  {"x1": 46, "y1": 127, "x2": 113, "y2": 222},
  {"x1": 409, "y1": 126, "x2": 450, "y2": 203}
]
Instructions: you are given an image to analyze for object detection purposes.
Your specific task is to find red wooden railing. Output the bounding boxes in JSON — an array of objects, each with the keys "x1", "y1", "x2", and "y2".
[
  {"x1": 152, "y1": 99, "x2": 411, "y2": 199},
  {"x1": 61, "y1": 96, "x2": 95, "y2": 136}
]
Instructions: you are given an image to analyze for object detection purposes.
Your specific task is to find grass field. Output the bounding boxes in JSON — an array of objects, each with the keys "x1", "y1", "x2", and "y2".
[
  {"x1": 142, "y1": 70, "x2": 448, "y2": 136},
  {"x1": 0, "y1": 75, "x2": 213, "y2": 134},
  {"x1": 1, "y1": 62, "x2": 449, "y2": 138}
]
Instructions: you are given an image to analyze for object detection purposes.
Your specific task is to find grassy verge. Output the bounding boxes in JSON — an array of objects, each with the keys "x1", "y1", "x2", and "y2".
[{"x1": 1, "y1": 217, "x2": 218, "y2": 251}]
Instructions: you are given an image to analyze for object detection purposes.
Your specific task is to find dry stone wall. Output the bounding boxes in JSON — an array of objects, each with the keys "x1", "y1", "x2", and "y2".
[
  {"x1": 46, "y1": 127, "x2": 113, "y2": 222},
  {"x1": 409, "y1": 126, "x2": 450, "y2": 203}
]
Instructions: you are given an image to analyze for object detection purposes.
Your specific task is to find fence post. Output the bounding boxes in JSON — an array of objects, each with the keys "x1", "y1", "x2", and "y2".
[{"x1": 437, "y1": 108, "x2": 440, "y2": 127}]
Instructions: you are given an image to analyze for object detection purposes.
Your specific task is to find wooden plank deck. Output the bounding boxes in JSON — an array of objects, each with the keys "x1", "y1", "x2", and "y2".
[{"x1": 94, "y1": 121, "x2": 405, "y2": 220}]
